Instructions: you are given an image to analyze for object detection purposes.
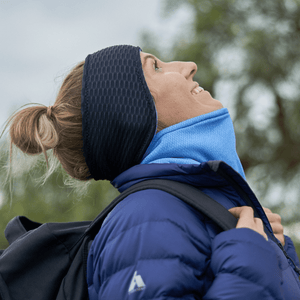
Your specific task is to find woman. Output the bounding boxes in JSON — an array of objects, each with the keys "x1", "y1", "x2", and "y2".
[{"x1": 8, "y1": 45, "x2": 300, "y2": 299}]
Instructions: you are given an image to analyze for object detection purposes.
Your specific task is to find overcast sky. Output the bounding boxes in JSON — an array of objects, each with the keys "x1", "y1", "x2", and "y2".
[{"x1": 0, "y1": 0, "x2": 190, "y2": 128}]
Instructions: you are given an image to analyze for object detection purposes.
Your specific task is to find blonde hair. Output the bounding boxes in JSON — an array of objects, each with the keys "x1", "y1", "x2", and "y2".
[{"x1": 8, "y1": 61, "x2": 91, "y2": 181}]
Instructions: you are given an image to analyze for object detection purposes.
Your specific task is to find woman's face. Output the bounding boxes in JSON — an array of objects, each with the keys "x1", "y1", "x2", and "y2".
[{"x1": 141, "y1": 51, "x2": 223, "y2": 130}]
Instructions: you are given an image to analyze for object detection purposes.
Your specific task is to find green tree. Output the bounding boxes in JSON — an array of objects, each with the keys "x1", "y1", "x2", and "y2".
[{"x1": 140, "y1": 0, "x2": 300, "y2": 255}]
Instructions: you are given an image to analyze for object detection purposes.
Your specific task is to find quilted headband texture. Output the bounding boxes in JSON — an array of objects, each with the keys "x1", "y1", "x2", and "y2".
[{"x1": 81, "y1": 45, "x2": 157, "y2": 181}]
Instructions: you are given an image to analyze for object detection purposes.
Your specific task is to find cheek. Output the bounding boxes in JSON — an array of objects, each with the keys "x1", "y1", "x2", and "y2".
[
  {"x1": 155, "y1": 81, "x2": 188, "y2": 105},
  {"x1": 146, "y1": 75, "x2": 194, "y2": 127}
]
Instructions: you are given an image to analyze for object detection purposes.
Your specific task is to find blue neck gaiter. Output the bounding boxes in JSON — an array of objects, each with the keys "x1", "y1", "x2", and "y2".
[{"x1": 141, "y1": 108, "x2": 246, "y2": 179}]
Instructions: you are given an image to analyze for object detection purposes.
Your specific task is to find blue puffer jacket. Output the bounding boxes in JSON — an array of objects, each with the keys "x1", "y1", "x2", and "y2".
[
  {"x1": 87, "y1": 161, "x2": 300, "y2": 299},
  {"x1": 87, "y1": 109, "x2": 300, "y2": 299}
]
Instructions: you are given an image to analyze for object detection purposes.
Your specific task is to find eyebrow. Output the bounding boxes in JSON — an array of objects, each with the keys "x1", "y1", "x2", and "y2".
[{"x1": 142, "y1": 54, "x2": 156, "y2": 68}]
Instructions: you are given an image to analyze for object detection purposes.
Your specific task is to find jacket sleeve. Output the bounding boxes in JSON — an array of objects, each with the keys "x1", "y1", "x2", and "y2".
[{"x1": 204, "y1": 228, "x2": 284, "y2": 300}]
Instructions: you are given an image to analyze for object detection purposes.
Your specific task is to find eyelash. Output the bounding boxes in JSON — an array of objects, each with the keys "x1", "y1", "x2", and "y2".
[{"x1": 153, "y1": 60, "x2": 161, "y2": 72}]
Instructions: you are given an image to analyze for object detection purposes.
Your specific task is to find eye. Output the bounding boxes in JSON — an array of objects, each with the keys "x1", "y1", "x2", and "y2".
[{"x1": 153, "y1": 59, "x2": 162, "y2": 72}]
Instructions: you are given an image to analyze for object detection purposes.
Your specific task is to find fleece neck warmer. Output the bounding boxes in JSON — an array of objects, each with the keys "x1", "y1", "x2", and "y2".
[
  {"x1": 81, "y1": 45, "x2": 157, "y2": 181},
  {"x1": 141, "y1": 108, "x2": 246, "y2": 179}
]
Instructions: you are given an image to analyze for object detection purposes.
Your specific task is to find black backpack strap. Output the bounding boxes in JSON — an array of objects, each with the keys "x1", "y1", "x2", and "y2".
[
  {"x1": 87, "y1": 179, "x2": 237, "y2": 236},
  {"x1": 138, "y1": 179, "x2": 237, "y2": 230}
]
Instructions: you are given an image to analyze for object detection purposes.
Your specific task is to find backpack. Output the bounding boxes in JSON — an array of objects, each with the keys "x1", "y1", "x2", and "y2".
[{"x1": 0, "y1": 179, "x2": 237, "y2": 300}]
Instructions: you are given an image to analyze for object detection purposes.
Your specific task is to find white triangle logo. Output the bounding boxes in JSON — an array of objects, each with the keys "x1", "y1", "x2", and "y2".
[{"x1": 128, "y1": 271, "x2": 146, "y2": 295}]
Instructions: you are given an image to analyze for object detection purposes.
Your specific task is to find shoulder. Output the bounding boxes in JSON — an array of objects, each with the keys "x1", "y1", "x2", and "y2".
[
  {"x1": 90, "y1": 188, "x2": 217, "y2": 266},
  {"x1": 87, "y1": 188, "x2": 215, "y2": 297},
  {"x1": 102, "y1": 188, "x2": 210, "y2": 240}
]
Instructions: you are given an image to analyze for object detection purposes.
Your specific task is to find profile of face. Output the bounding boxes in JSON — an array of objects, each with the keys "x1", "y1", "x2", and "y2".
[{"x1": 140, "y1": 52, "x2": 223, "y2": 130}]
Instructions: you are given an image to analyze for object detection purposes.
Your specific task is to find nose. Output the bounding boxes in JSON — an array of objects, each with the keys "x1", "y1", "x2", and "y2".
[{"x1": 165, "y1": 61, "x2": 197, "y2": 80}]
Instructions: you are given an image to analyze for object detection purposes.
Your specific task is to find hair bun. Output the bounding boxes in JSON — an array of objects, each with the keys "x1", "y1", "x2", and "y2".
[{"x1": 9, "y1": 105, "x2": 59, "y2": 155}]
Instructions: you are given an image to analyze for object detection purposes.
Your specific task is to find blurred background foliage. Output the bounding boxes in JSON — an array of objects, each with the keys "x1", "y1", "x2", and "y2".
[
  {"x1": 0, "y1": 148, "x2": 119, "y2": 249},
  {"x1": 0, "y1": 0, "x2": 299, "y2": 257}
]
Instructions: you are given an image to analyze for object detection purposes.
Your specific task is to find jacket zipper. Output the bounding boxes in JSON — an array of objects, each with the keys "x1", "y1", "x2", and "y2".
[{"x1": 217, "y1": 167, "x2": 300, "y2": 276}]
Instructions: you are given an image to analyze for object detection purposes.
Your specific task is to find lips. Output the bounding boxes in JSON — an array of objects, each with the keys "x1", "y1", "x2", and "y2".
[{"x1": 191, "y1": 83, "x2": 204, "y2": 95}]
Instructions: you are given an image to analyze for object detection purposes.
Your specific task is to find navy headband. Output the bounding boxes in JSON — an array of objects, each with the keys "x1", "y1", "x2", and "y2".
[{"x1": 81, "y1": 45, "x2": 157, "y2": 181}]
